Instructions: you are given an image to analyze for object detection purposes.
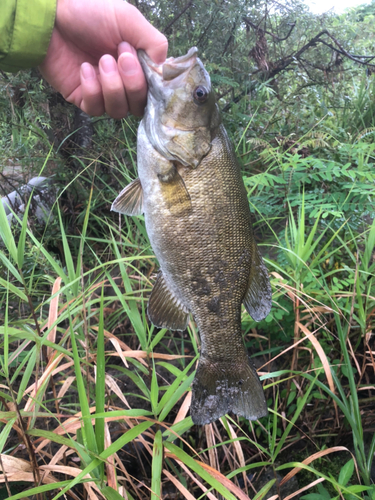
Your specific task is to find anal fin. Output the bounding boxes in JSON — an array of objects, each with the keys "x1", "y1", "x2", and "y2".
[
  {"x1": 111, "y1": 178, "x2": 143, "y2": 216},
  {"x1": 148, "y1": 272, "x2": 189, "y2": 331},
  {"x1": 243, "y1": 243, "x2": 272, "y2": 322}
]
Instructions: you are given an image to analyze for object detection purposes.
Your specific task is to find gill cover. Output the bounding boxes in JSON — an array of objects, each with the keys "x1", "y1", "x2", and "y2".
[{"x1": 138, "y1": 47, "x2": 221, "y2": 168}]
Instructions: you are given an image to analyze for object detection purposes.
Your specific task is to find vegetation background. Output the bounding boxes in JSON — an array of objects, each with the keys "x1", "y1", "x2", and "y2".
[{"x1": 0, "y1": 0, "x2": 374, "y2": 498}]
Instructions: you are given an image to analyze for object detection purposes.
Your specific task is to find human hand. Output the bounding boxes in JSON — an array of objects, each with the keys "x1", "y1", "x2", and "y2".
[{"x1": 39, "y1": 0, "x2": 168, "y2": 118}]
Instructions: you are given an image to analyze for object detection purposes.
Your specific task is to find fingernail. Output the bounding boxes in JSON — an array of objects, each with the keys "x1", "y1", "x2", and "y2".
[
  {"x1": 100, "y1": 55, "x2": 117, "y2": 74},
  {"x1": 118, "y1": 41, "x2": 132, "y2": 54},
  {"x1": 81, "y1": 63, "x2": 96, "y2": 80},
  {"x1": 119, "y1": 53, "x2": 138, "y2": 76}
]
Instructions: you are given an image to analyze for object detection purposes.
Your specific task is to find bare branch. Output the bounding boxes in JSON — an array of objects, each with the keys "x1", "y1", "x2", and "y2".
[
  {"x1": 266, "y1": 30, "x2": 375, "y2": 80},
  {"x1": 243, "y1": 16, "x2": 296, "y2": 42},
  {"x1": 222, "y1": 28, "x2": 375, "y2": 112},
  {"x1": 320, "y1": 31, "x2": 375, "y2": 67}
]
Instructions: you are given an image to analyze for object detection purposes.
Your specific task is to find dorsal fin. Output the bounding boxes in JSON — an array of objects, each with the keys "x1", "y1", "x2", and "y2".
[
  {"x1": 243, "y1": 244, "x2": 272, "y2": 322},
  {"x1": 148, "y1": 272, "x2": 189, "y2": 331},
  {"x1": 111, "y1": 178, "x2": 143, "y2": 216}
]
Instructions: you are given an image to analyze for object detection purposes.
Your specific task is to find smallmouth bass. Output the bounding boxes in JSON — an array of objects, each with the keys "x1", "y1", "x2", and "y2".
[{"x1": 112, "y1": 47, "x2": 272, "y2": 425}]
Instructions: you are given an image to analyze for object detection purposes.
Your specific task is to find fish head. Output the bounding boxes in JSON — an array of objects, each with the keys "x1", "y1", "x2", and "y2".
[{"x1": 138, "y1": 47, "x2": 221, "y2": 168}]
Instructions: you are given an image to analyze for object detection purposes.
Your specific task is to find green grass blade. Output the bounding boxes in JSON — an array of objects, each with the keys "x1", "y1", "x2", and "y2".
[
  {"x1": 302, "y1": 208, "x2": 323, "y2": 261},
  {"x1": 253, "y1": 479, "x2": 276, "y2": 500},
  {"x1": 57, "y1": 204, "x2": 77, "y2": 294},
  {"x1": 8, "y1": 480, "x2": 79, "y2": 500},
  {"x1": 70, "y1": 323, "x2": 98, "y2": 457},
  {"x1": 16, "y1": 191, "x2": 32, "y2": 269},
  {"x1": 163, "y1": 417, "x2": 195, "y2": 441},
  {"x1": 10, "y1": 344, "x2": 34, "y2": 385},
  {"x1": 277, "y1": 462, "x2": 365, "y2": 500},
  {"x1": 87, "y1": 409, "x2": 153, "y2": 419},
  {"x1": 338, "y1": 458, "x2": 354, "y2": 486},
  {"x1": 110, "y1": 238, "x2": 148, "y2": 349},
  {"x1": 1, "y1": 281, "x2": 10, "y2": 379},
  {"x1": 235, "y1": 105, "x2": 260, "y2": 152},
  {"x1": 95, "y1": 287, "x2": 106, "y2": 472},
  {"x1": 51, "y1": 421, "x2": 153, "y2": 500},
  {"x1": 298, "y1": 191, "x2": 305, "y2": 257},
  {"x1": 151, "y1": 430, "x2": 163, "y2": 500},
  {"x1": 269, "y1": 390, "x2": 279, "y2": 456},
  {"x1": 105, "y1": 268, "x2": 147, "y2": 350},
  {"x1": 0, "y1": 195, "x2": 17, "y2": 262},
  {"x1": 27, "y1": 428, "x2": 90, "y2": 462},
  {"x1": 150, "y1": 359, "x2": 159, "y2": 416},
  {"x1": 76, "y1": 183, "x2": 93, "y2": 277},
  {"x1": 366, "y1": 432, "x2": 375, "y2": 474},
  {"x1": 334, "y1": 314, "x2": 361, "y2": 429},
  {"x1": 149, "y1": 328, "x2": 168, "y2": 352},
  {"x1": 274, "y1": 373, "x2": 317, "y2": 458},
  {"x1": 0, "y1": 416, "x2": 17, "y2": 453},
  {"x1": 157, "y1": 358, "x2": 196, "y2": 415},
  {"x1": 158, "y1": 372, "x2": 195, "y2": 422},
  {"x1": 0, "y1": 276, "x2": 27, "y2": 301},
  {"x1": 109, "y1": 365, "x2": 150, "y2": 399},
  {"x1": 102, "y1": 486, "x2": 133, "y2": 500},
  {"x1": 0, "y1": 251, "x2": 23, "y2": 283},
  {"x1": 17, "y1": 347, "x2": 36, "y2": 404},
  {"x1": 25, "y1": 226, "x2": 67, "y2": 281},
  {"x1": 164, "y1": 441, "x2": 237, "y2": 500},
  {"x1": 363, "y1": 217, "x2": 375, "y2": 270}
]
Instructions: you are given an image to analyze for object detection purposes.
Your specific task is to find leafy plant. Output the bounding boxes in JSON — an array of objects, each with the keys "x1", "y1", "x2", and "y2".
[{"x1": 1, "y1": 1, "x2": 375, "y2": 498}]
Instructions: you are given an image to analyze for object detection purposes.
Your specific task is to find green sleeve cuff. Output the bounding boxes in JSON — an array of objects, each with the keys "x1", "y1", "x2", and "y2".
[{"x1": 0, "y1": 0, "x2": 57, "y2": 73}]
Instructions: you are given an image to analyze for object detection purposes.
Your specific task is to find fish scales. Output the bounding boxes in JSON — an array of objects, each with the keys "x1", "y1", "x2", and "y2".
[{"x1": 112, "y1": 47, "x2": 272, "y2": 425}]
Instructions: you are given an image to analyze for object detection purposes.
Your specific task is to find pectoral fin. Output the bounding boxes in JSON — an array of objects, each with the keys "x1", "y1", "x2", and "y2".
[
  {"x1": 159, "y1": 167, "x2": 192, "y2": 217},
  {"x1": 111, "y1": 178, "x2": 143, "y2": 216},
  {"x1": 148, "y1": 272, "x2": 189, "y2": 331},
  {"x1": 243, "y1": 244, "x2": 272, "y2": 322}
]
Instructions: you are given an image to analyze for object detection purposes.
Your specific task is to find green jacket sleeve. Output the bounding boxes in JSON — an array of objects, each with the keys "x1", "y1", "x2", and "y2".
[{"x1": 0, "y1": 0, "x2": 57, "y2": 72}]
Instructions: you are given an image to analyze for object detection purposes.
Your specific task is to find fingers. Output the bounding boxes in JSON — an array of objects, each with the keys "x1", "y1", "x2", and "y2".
[
  {"x1": 82, "y1": 56, "x2": 128, "y2": 119},
  {"x1": 78, "y1": 1, "x2": 169, "y2": 119},
  {"x1": 80, "y1": 49, "x2": 147, "y2": 119},
  {"x1": 118, "y1": 42, "x2": 147, "y2": 116},
  {"x1": 99, "y1": 55, "x2": 129, "y2": 119},
  {"x1": 80, "y1": 62, "x2": 105, "y2": 116}
]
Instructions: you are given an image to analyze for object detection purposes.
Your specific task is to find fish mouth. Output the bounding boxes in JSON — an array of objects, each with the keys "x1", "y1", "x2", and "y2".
[{"x1": 138, "y1": 47, "x2": 198, "y2": 85}]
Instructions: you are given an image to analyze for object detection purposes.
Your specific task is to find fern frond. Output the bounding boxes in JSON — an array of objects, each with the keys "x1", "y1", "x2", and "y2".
[{"x1": 246, "y1": 137, "x2": 271, "y2": 149}]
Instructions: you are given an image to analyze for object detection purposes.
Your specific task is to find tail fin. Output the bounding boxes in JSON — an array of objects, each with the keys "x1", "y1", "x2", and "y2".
[{"x1": 190, "y1": 357, "x2": 267, "y2": 425}]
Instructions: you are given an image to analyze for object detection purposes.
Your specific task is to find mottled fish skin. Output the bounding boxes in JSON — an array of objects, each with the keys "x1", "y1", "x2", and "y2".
[{"x1": 112, "y1": 47, "x2": 272, "y2": 425}]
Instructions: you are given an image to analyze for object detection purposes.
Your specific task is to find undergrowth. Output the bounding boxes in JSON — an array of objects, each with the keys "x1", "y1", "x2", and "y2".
[
  {"x1": 0, "y1": 108, "x2": 374, "y2": 499},
  {"x1": 1, "y1": 25, "x2": 375, "y2": 500}
]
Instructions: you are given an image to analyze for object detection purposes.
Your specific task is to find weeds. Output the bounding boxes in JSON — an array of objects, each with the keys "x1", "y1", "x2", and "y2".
[
  {"x1": 1, "y1": 37, "x2": 375, "y2": 500},
  {"x1": 0, "y1": 145, "x2": 373, "y2": 499}
]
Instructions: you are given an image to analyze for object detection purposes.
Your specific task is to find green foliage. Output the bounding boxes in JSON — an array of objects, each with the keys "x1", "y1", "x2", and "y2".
[
  {"x1": 301, "y1": 461, "x2": 374, "y2": 500},
  {"x1": 242, "y1": 138, "x2": 375, "y2": 227},
  {"x1": 1, "y1": 0, "x2": 375, "y2": 498}
]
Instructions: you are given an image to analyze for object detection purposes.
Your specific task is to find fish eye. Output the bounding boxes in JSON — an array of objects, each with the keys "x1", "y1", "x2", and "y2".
[{"x1": 193, "y1": 86, "x2": 209, "y2": 104}]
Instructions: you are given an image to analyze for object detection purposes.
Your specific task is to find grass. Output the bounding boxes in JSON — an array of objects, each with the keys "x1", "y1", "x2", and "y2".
[{"x1": 0, "y1": 84, "x2": 374, "y2": 500}]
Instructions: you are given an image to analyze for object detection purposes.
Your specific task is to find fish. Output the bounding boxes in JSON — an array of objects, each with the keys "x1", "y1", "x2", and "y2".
[{"x1": 111, "y1": 47, "x2": 272, "y2": 425}]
